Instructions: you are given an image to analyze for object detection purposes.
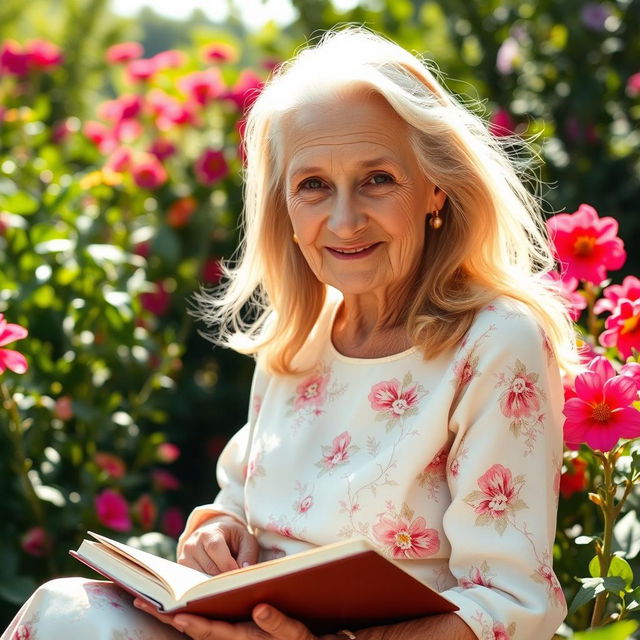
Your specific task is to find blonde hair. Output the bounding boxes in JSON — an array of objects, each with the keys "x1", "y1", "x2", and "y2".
[{"x1": 195, "y1": 27, "x2": 578, "y2": 375}]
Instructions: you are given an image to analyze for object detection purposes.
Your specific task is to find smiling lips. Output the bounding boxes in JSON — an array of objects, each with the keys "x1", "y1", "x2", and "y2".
[{"x1": 326, "y1": 242, "x2": 380, "y2": 259}]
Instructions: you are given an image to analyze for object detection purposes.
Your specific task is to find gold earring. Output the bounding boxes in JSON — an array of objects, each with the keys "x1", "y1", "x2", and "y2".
[
  {"x1": 429, "y1": 209, "x2": 443, "y2": 229},
  {"x1": 292, "y1": 233, "x2": 299, "y2": 244}
]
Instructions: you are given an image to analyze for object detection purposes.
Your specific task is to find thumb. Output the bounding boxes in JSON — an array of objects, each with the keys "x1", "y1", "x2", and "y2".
[
  {"x1": 253, "y1": 605, "x2": 315, "y2": 640},
  {"x1": 236, "y1": 531, "x2": 259, "y2": 568}
]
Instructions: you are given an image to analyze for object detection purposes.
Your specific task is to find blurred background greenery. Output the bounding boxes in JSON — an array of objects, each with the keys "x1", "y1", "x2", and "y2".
[{"x1": 1, "y1": 0, "x2": 639, "y2": 633}]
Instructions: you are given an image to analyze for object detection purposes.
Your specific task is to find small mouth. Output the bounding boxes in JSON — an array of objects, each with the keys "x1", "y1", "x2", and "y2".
[{"x1": 326, "y1": 243, "x2": 380, "y2": 259}]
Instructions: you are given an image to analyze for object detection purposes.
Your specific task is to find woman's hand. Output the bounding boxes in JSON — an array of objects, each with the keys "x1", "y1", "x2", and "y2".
[
  {"x1": 178, "y1": 515, "x2": 259, "y2": 575},
  {"x1": 133, "y1": 599, "x2": 322, "y2": 640}
]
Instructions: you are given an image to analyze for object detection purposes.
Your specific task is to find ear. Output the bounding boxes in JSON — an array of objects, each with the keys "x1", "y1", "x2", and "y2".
[{"x1": 432, "y1": 185, "x2": 448, "y2": 212}]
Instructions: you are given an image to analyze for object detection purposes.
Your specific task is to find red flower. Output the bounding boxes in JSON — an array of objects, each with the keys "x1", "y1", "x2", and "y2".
[
  {"x1": 157, "y1": 442, "x2": 180, "y2": 463},
  {"x1": 194, "y1": 149, "x2": 229, "y2": 186},
  {"x1": 201, "y1": 42, "x2": 237, "y2": 63},
  {"x1": 105, "y1": 42, "x2": 143, "y2": 64},
  {"x1": 627, "y1": 72, "x2": 640, "y2": 98},
  {"x1": 202, "y1": 258, "x2": 223, "y2": 284},
  {"x1": 224, "y1": 70, "x2": 263, "y2": 112},
  {"x1": 167, "y1": 197, "x2": 197, "y2": 228},
  {"x1": 621, "y1": 362, "x2": 640, "y2": 388},
  {"x1": 0, "y1": 314, "x2": 28, "y2": 374},
  {"x1": 162, "y1": 507, "x2": 185, "y2": 538},
  {"x1": 135, "y1": 494, "x2": 157, "y2": 530},
  {"x1": 594, "y1": 276, "x2": 640, "y2": 315},
  {"x1": 95, "y1": 489, "x2": 132, "y2": 532},
  {"x1": 130, "y1": 153, "x2": 168, "y2": 190},
  {"x1": 372, "y1": 514, "x2": 440, "y2": 559},
  {"x1": 599, "y1": 299, "x2": 640, "y2": 360},
  {"x1": 179, "y1": 69, "x2": 224, "y2": 107},
  {"x1": 25, "y1": 39, "x2": 63, "y2": 70},
  {"x1": 0, "y1": 40, "x2": 29, "y2": 76},
  {"x1": 83, "y1": 120, "x2": 117, "y2": 154},
  {"x1": 94, "y1": 452, "x2": 126, "y2": 479},
  {"x1": 140, "y1": 281, "x2": 171, "y2": 316},
  {"x1": 21, "y1": 526, "x2": 51, "y2": 557},
  {"x1": 489, "y1": 108, "x2": 516, "y2": 136},
  {"x1": 546, "y1": 204, "x2": 626, "y2": 285},
  {"x1": 98, "y1": 94, "x2": 143, "y2": 122},
  {"x1": 149, "y1": 138, "x2": 176, "y2": 161},
  {"x1": 563, "y1": 356, "x2": 640, "y2": 451},
  {"x1": 560, "y1": 456, "x2": 588, "y2": 498}
]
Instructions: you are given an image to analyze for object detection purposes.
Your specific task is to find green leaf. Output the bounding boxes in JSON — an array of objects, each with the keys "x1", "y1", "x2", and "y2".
[
  {"x1": 568, "y1": 576, "x2": 626, "y2": 616},
  {"x1": 1, "y1": 192, "x2": 39, "y2": 215},
  {"x1": 572, "y1": 620, "x2": 638, "y2": 640},
  {"x1": 589, "y1": 555, "x2": 634, "y2": 589}
]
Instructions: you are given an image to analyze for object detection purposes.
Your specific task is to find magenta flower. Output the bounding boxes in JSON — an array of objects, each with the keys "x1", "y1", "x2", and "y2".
[
  {"x1": 94, "y1": 452, "x2": 126, "y2": 479},
  {"x1": 21, "y1": 526, "x2": 51, "y2": 557},
  {"x1": 140, "y1": 280, "x2": 171, "y2": 316},
  {"x1": 372, "y1": 515, "x2": 440, "y2": 559},
  {"x1": 95, "y1": 489, "x2": 132, "y2": 532},
  {"x1": 105, "y1": 146, "x2": 133, "y2": 173},
  {"x1": 621, "y1": 362, "x2": 640, "y2": 388},
  {"x1": 224, "y1": 70, "x2": 264, "y2": 112},
  {"x1": 0, "y1": 40, "x2": 29, "y2": 76},
  {"x1": 201, "y1": 42, "x2": 237, "y2": 63},
  {"x1": 83, "y1": 120, "x2": 117, "y2": 154},
  {"x1": 599, "y1": 299, "x2": 640, "y2": 360},
  {"x1": 489, "y1": 108, "x2": 516, "y2": 136},
  {"x1": 135, "y1": 494, "x2": 157, "y2": 531},
  {"x1": 179, "y1": 69, "x2": 224, "y2": 107},
  {"x1": 627, "y1": 73, "x2": 640, "y2": 98},
  {"x1": 563, "y1": 356, "x2": 640, "y2": 451},
  {"x1": 126, "y1": 58, "x2": 156, "y2": 83},
  {"x1": 594, "y1": 276, "x2": 640, "y2": 315},
  {"x1": 148, "y1": 137, "x2": 176, "y2": 161},
  {"x1": 151, "y1": 49, "x2": 185, "y2": 71},
  {"x1": 161, "y1": 506, "x2": 185, "y2": 538},
  {"x1": 0, "y1": 314, "x2": 28, "y2": 374},
  {"x1": 130, "y1": 153, "x2": 168, "y2": 190},
  {"x1": 105, "y1": 42, "x2": 143, "y2": 64},
  {"x1": 152, "y1": 469, "x2": 181, "y2": 492},
  {"x1": 546, "y1": 204, "x2": 626, "y2": 284},
  {"x1": 194, "y1": 149, "x2": 229, "y2": 186},
  {"x1": 98, "y1": 94, "x2": 143, "y2": 123}
]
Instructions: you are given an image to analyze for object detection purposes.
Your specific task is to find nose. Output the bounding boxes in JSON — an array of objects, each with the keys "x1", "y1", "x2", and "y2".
[{"x1": 326, "y1": 192, "x2": 367, "y2": 238}]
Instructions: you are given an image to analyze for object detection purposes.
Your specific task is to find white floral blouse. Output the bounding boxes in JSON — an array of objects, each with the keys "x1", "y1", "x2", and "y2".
[{"x1": 179, "y1": 292, "x2": 567, "y2": 640}]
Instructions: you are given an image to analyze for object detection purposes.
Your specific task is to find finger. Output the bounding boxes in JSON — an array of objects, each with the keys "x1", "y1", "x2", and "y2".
[
  {"x1": 252, "y1": 605, "x2": 315, "y2": 640},
  {"x1": 202, "y1": 537, "x2": 239, "y2": 574},
  {"x1": 236, "y1": 532, "x2": 259, "y2": 568},
  {"x1": 172, "y1": 614, "x2": 242, "y2": 640},
  {"x1": 133, "y1": 598, "x2": 183, "y2": 630}
]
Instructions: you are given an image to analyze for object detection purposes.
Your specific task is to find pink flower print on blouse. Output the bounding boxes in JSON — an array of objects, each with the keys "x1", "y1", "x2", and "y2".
[
  {"x1": 452, "y1": 353, "x2": 480, "y2": 389},
  {"x1": 498, "y1": 359, "x2": 541, "y2": 419},
  {"x1": 368, "y1": 373, "x2": 425, "y2": 429},
  {"x1": 293, "y1": 372, "x2": 330, "y2": 411},
  {"x1": 532, "y1": 563, "x2": 565, "y2": 607},
  {"x1": 372, "y1": 514, "x2": 440, "y2": 559},
  {"x1": 464, "y1": 464, "x2": 527, "y2": 534},
  {"x1": 460, "y1": 561, "x2": 494, "y2": 589},
  {"x1": 296, "y1": 495, "x2": 313, "y2": 513},
  {"x1": 315, "y1": 431, "x2": 359, "y2": 476},
  {"x1": 12, "y1": 624, "x2": 33, "y2": 640},
  {"x1": 416, "y1": 446, "x2": 449, "y2": 501},
  {"x1": 492, "y1": 622, "x2": 515, "y2": 640}
]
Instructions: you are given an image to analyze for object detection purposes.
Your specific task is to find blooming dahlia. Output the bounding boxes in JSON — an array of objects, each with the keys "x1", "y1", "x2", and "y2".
[
  {"x1": 594, "y1": 275, "x2": 640, "y2": 315},
  {"x1": 599, "y1": 299, "x2": 640, "y2": 360},
  {"x1": 546, "y1": 203, "x2": 626, "y2": 285},
  {"x1": 563, "y1": 356, "x2": 640, "y2": 451}
]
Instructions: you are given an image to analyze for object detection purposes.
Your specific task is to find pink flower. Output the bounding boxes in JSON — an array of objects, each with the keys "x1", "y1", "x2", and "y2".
[
  {"x1": 563, "y1": 356, "x2": 640, "y2": 450},
  {"x1": 224, "y1": 70, "x2": 264, "y2": 112},
  {"x1": 106, "y1": 42, "x2": 143, "y2": 64},
  {"x1": 130, "y1": 153, "x2": 168, "y2": 190},
  {"x1": 546, "y1": 204, "x2": 626, "y2": 285},
  {"x1": 489, "y1": 108, "x2": 516, "y2": 136},
  {"x1": 54, "y1": 396, "x2": 73, "y2": 421},
  {"x1": 83, "y1": 120, "x2": 117, "y2": 154},
  {"x1": 162, "y1": 507, "x2": 185, "y2": 538},
  {"x1": 201, "y1": 42, "x2": 237, "y2": 63},
  {"x1": 460, "y1": 566, "x2": 493, "y2": 589},
  {"x1": 293, "y1": 372, "x2": 330, "y2": 410},
  {"x1": 372, "y1": 515, "x2": 440, "y2": 559},
  {"x1": 599, "y1": 299, "x2": 640, "y2": 360},
  {"x1": 21, "y1": 526, "x2": 51, "y2": 557},
  {"x1": 157, "y1": 442, "x2": 180, "y2": 463},
  {"x1": 135, "y1": 494, "x2": 157, "y2": 530},
  {"x1": 559, "y1": 456, "x2": 588, "y2": 498},
  {"x1": 471, "y1": 464, "x2": 519, "y2": 518},
  {"x1": 296, "y1": 496, "x2": 314, "y2": 513},
  {"x1": 194, "y1": 149, "x2": 228, "y2": 186},
  {"x1": 147, "y1": 89, "x2": 199, "y2": 130},
  {"x1": 25, "y1": 39, "x2": 63, "y2": 70},
  {"x1": 126, "y1": 58, "x2": 156, "y2": 83},
  {"x1": 547, "y1": 270, "x2": 587, "y2": 321},
  {"x1": 152, "y1": 469, "x2": 181, "y2": 491},
  {"x1": 98, "y1": 94, "x2": 143, "y2": 123},
  {"x1": 0, "y1": 40, "x2": 29, "y2": 76},
  {"x1": 499, "y1": 361, "x2": 541, "y2": 418},
  {"x1": 321, "y1": 431, "x2": 354, "y2": 470},
  {"x1": 179, "y1": 69, "x2": 224, "y2": 106},
  {"x1": 492, "y1": 623, "x2": 512, "y2": 640},
  {"x1": 151, "y1": 50, "x2": 185, "y2": 71},
  {"x1": 535, "y1": 563, "x2": 565, "y2": 605},
  {"x1": 627, "y1": 72, "x2": 640, "y2": 98},
  {"x1": 0, "y1": 314, "x2": 28, "y2": 374},
  {"x1": 149, "y1": 138, "x2": 176, "y2": 161},
  {"x1": 594, "y1": 276, "x2": 640, "y2": 315},
  {"x1": 95, "y1": 489, "x2": 132, "y2": 531},
  {"x1": 140, "y1": 281, "x2": 171, "y2": 316},
  {"x1": 11, "y1": 622, "x2": 32, "y2": 640},
  {"x1": 368, "y1": 379, "x2": 419, "y2": 417},
  {"x1": 94, "y1": 452, "x2": 126, "y2": 479},
  {"x1": 105, "y1": 146, "x2": 133, "y2": 173},
  {"x1": 621, "y1": 362, "x2": 640, "y2": 388},
  {"x1": 113, "y1": 118, "x2": 143, "y2": 144}
]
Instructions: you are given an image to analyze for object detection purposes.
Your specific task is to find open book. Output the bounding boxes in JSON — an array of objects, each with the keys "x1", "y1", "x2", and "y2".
[{"x1": 71, "y1": 532, "x2": 458, "y2": 633}]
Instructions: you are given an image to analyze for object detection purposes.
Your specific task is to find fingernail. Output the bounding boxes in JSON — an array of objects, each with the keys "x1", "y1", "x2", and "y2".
[
  {"x1": 242, "y1": 561, "x2": 250, "y2": 567},
  {"x1": 256, "y1": 606, "x2": 270, "y2": 621}
]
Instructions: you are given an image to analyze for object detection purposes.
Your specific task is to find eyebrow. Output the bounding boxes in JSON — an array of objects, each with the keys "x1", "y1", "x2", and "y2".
[{"x1": 288, "y1": 156, "x2": 402, "y2": 180}]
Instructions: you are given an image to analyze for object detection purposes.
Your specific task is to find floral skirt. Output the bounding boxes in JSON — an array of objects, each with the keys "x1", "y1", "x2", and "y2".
[{"x1": 1, "y1": 578, "x2": 185, "y2": 640}]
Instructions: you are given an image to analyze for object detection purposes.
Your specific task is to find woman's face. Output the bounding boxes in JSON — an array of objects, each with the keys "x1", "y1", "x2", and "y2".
[{"x1": 282, "y1": 91, "x2": 445, "y2": 300}]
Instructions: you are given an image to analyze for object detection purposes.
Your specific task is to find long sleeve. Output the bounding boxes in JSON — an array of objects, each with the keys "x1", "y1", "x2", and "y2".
[
  {"x1": 440, "y1": 307, "x2": 566, "y2": 640},
  {"x1": 177, "y1": 361, "x2": 269, "y2": 556}
]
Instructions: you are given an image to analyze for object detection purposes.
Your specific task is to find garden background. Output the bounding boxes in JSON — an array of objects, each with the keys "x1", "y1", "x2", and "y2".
[{"x1": 1, "y1": 0, "x2": 640, "y2": 636}]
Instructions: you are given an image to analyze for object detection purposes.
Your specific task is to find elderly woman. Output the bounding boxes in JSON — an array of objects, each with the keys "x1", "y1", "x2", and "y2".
[{"x1": 3, "y1": 28, "x2": 576, "y2": 640}]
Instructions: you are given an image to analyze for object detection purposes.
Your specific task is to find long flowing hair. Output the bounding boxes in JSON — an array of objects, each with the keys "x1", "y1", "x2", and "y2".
[{"x1": 194, "y1": 27, "x2": 578, "y2": 375}]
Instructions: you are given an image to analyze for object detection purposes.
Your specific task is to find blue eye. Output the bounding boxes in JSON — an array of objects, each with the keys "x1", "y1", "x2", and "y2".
[
  {"x1": 301, "y1": 178, "x2": 324, "y2": 190},
  {"x1": 369, "y1": 173, "x2": 393, "y2": 185}
]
